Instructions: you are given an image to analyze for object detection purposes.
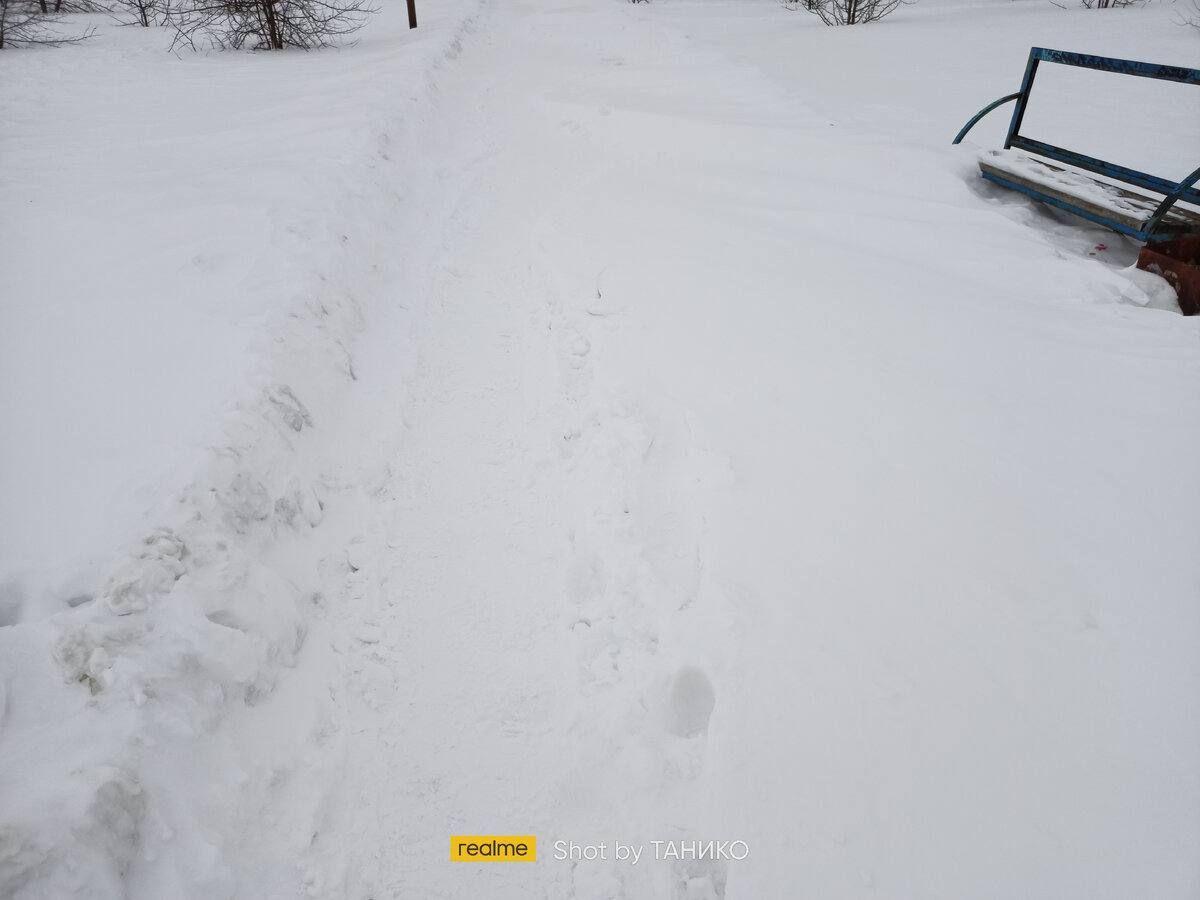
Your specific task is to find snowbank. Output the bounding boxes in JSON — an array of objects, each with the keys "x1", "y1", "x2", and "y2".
[{"x1": 0, "y1": 4, "x2": 484, "y2": 896}]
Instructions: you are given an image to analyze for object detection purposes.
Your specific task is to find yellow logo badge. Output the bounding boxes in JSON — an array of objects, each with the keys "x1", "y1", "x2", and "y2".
[{"x1": 451, "y1": 836, "x2": 537, "y2": 861}]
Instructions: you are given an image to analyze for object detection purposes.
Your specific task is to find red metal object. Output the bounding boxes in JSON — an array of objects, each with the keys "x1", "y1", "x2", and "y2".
[{"x1": 1137, "y1": 236, "x2": 1200, "y2": 315}]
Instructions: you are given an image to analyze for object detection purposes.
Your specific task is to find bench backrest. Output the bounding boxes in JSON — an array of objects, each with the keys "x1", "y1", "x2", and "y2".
[{"x1": 1005, "y1": 48, "x2": 1200, "y2": 207}]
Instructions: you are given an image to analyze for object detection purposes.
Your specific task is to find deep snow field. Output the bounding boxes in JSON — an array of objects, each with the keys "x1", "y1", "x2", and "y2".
[{"x1": 1, "y1": 0, "x2": 1199, "y2": 897}]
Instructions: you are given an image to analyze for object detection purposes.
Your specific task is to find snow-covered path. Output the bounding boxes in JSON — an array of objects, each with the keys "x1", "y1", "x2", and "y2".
[
  {"x1": 310, "y1": 8, "x2": 735, "y2": 896},
  {"x1": 304, "y1": 5, "x2": 821, "y2": 896},
  {"x1": 326, "y1": 55, "x2": 576, "y2": 895}
]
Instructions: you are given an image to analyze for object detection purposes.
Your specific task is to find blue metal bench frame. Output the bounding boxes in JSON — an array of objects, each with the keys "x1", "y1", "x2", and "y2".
[{"x1": 954, "y1": 48, "x2": 1200, "y2": 243}]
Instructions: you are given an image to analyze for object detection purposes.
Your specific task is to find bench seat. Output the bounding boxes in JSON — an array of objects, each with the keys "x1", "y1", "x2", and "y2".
[{"x1": 980, "y1": 150, "x2": 1200, "y2": 241}]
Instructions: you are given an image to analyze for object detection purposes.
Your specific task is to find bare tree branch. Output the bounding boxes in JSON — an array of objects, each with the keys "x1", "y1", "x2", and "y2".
[
  {"x1": 0, "y1": 0, "x2": 95, "y2": 48},
  {"x1": 1051, "y1": 0, "x2": 1143, "y2": 7},
  {"x1": 807, "y1": 0, "x2": 909, "y2": 26},
  {"x1": 170, "y1": 0, "x2": 376, "y2": 51},
  {"x1": 111, "y1": 0, "x2": 175, "y2": 27}
]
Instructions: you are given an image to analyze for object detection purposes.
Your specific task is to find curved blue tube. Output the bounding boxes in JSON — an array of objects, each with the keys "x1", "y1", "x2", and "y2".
[{"x1": 952, "y1": 93, "x2": 1022, "y2": 145}]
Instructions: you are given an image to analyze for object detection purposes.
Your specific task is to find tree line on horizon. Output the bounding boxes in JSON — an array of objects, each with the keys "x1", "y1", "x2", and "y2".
[{"x1": 0, "y1": 0, "x2": 1193, "y2": 52}]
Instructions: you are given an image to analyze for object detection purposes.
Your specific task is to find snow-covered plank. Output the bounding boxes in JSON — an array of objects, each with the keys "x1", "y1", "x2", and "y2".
[{"x1": 979, "y1": 149, "x2": 1200, "y2": 237}]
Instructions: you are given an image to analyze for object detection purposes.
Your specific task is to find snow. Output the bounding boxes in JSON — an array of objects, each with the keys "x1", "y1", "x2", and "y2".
[{"x1": 1, "y1": 0, "x2": 1199, "y2": 898}]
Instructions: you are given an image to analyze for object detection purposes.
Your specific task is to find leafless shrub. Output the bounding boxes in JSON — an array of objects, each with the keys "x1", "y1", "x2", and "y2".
[
  {"x1": 807, "y1": 0, "x2": 909, "y2": 26},
  {"x1": 170, "y1": 0, "x2": 376, "y2": 50},
  {"x1": 1052, "y1": 0, "x2": 1143, "y2": 7},
  {"x1": 0, "y1": 0, "x2": 95, "y2": 47},
  {"x1": 1181, "y1": 0, "x2": 1200, "y2": 29},
  {"x1": 112, "y1": 0, "x2": 174, "y2": 26}
]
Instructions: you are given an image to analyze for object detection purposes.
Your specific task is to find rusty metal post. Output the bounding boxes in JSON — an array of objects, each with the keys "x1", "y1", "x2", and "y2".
[{"x1": 407, "y1": 0, "x2": 417, "y2": 29}]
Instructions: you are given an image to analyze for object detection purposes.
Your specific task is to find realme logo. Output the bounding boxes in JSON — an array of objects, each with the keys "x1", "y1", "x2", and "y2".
[{"x1": 451, "y1": 836, "x2": 536, "y2": 861}]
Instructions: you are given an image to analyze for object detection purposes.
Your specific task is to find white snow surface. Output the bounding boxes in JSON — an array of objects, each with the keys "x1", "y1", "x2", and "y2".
[{"x1": 1, "y1": 0, "x2": 1199, "y2": 898}]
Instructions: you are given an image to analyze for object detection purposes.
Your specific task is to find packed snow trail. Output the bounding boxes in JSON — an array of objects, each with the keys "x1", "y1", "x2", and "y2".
[
  {"x1": 301, "y1": 8, "x2": 753, "y2": 897},
  {"x1": 298, "y1": 2, "x2": 1200, "y2": 899},
  {"x1": 300, "y1": 5, "x2": 820, "y2": 897}
]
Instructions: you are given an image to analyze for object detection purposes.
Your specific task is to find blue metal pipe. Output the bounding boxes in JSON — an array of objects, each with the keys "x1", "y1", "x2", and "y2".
[
  {"x1": 952, "y1": 93, "x2": 1022, "y2": 145},
  {"x1": 1004, "y1": 53, "x2": 1040, "y2": 150},
  {"x1": 1030, "y1": 47, "x2": 1200, "y2": 85},
  {"x1": 1146, "y1": 164, "x2": 1200, "y2": 241}
]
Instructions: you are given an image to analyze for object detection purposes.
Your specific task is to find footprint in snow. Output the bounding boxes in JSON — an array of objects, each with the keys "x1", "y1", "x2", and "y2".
[{"x1": 666, "y1": 666, "x2": 715, "y2": 738}]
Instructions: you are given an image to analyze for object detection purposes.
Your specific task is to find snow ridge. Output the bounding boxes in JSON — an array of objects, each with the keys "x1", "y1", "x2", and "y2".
[{"x1": 0, "y1": 6, "x2": 485, "y2": 898}]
